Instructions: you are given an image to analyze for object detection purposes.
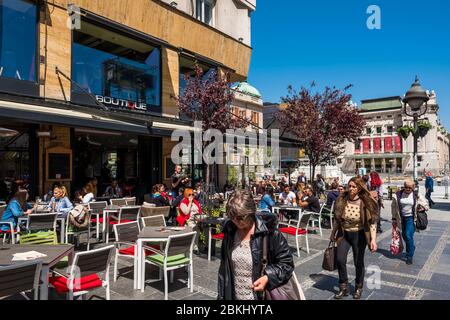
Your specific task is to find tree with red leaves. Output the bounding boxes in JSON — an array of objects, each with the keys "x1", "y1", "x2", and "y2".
[
  {"x1": 175, "y1": 65, "x2": 248, "y2": 195},
  {"x1": 276, "y1": 84, "x2": 365, "y2": 182}
]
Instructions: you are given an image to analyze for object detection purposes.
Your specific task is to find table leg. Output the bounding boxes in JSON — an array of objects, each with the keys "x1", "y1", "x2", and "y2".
[
  {"x1": 60, "y1": 219, "x2": 65, "y2": 244},
  {"x1": 102, "y1": 210, "x2": 107, "y2": 243},
  {"x1": 40, "y1": 265, "x2": 49, "y2": 300},
  {"x1": 135, "y1": 239, "x2": 142, "y2": 290}
]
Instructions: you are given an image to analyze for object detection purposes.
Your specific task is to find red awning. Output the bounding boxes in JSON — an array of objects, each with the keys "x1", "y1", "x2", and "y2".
[
  {"x1": 362, "y1": 138, "x2": 371, "y2": 154},
  {"x1": 384, "y1": 137, "x2": 393, "y2": 153},
  {"x1": 373, "y1": 138, "x2": 381, "y2": 153},
  {"x1": 394, "y1": 136, "x2": 402, "y2": 152}
]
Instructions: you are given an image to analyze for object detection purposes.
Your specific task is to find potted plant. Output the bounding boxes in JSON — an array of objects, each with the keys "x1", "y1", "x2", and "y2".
[
  {"x1": 396, "y1": 126, "x2": 412, "y2": 140},
  {"x1": 417, "y1": 120, "x2": 432, "y2": 138}
]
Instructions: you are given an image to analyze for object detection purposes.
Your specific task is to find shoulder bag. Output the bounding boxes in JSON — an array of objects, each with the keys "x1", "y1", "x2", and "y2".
[
  {"x1": 261, "y1": 235, "x2": 305, "y2": 300},
  {"x1": 322, "y1": 240, "x2": 338, "y2": 271}
]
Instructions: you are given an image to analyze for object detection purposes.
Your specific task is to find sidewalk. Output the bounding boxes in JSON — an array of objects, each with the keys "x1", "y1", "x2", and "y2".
[{"x1": 63, "y1": 198, "x2": 450, "y2": 300}]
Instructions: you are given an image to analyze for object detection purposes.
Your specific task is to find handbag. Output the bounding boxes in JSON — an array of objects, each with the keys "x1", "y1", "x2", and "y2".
[
  {"x1": 390, "y1": 222, "x2": 403, "y2": 255},
  {"x1": 261, "y1": 235, "x2": 305, "y2": 300},
  {"x1": 322, "y1": 240, "x2": 337, "y2": 271}
]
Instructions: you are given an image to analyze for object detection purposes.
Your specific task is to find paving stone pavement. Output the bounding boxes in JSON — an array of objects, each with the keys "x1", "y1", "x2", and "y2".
[{"x1": 23, "y1": 196, "x2": 450, "y2": 300}]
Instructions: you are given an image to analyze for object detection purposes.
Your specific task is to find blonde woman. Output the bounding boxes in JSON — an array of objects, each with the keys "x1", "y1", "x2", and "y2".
[{"x1": 48, "y1": 185, "x2": 73, "y2": 218}]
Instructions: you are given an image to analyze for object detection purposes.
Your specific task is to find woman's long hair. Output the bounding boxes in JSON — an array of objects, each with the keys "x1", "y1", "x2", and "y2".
[
  {"x1": 369, "y1": 171, "x2": 383, "y2": 188},
  {"x1": 7, "y1": 184, "x2": 28, "y2": 211},
  {"x1": 335, "y1": 176, "x2": 378, "y2": 224}
]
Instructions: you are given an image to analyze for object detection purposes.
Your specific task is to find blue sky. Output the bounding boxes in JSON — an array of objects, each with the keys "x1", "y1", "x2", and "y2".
[{"x1": 248, "y1": 0, "x2": 450, "y2": 128}]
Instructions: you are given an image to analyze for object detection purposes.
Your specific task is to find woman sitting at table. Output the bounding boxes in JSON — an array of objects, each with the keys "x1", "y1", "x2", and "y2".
[
  {"x1": 177, "y1": 188, "x2": 202, "y2": 227},
  {"x1": 1, "y1": 185, "x2": 33, "y2": 232},
  {"x1": 47, "y1": 186, "x2": 73, "y2": 218},
  {"x1": 258, "y1": 186, "x2": 276, "y2": 213},
  {"x1": 147, "y1": 184, "x2": 170, "y2": 207},
  {"x1": 78, "y1": 183, "x2": 95, "y2": 204}
]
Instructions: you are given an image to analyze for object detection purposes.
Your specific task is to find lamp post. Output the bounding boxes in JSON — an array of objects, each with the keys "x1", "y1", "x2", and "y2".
[{"x1": 402, "y1": 76, "x2": 429, "y2": 188}]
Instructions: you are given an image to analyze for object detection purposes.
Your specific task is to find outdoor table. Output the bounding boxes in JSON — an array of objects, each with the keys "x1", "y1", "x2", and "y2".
[
  {"x1": 135, "y1": 226, "x2": 193, "y2": 290},
  {"x1": 0, "y1": 244, "x2": 74, "y2": 300},
  {"x1": 99, "y1": 204, "x2": 121, "y2": 243},
  {"x1": 18, "y1": 215, "x2": 67, "y2": 244},
  {"x1": 272, "y1": 204, "x2": 302, "y2": 222}
]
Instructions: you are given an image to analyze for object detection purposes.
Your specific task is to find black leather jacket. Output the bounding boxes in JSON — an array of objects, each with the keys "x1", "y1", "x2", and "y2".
[{"x1": 217, "y1": 214, "x2": 294, "y2": 300}]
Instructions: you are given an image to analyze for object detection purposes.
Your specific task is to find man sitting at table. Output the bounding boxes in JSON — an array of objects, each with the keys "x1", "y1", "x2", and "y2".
[
  {"x1": 278, "y1": 184, "x2": 297, "y2": 206},
  {"x1": 103, "y1": 179, "x2": 123, "y2": 199},
  {"x1": 298, "y1": 185, "x2": 321, "y2": 213}
]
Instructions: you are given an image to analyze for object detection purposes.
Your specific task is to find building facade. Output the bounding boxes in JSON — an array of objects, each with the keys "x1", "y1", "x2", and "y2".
[
  {"x1": 338, "y1": 93, "x2": 450, "y2": 177},
  {"x1": 0, "y1": 0, "x2": 255, "y2": 200}
]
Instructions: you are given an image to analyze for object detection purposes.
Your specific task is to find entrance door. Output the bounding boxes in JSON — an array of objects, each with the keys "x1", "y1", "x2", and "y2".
[{"x1": 138, "y1": 136, "x2": 162, "y2": 198}]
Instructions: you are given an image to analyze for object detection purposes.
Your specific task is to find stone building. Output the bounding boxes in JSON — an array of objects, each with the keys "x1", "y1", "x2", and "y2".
[{"x1": 338, "y1": 92, "x2": 449, "y2": 177}]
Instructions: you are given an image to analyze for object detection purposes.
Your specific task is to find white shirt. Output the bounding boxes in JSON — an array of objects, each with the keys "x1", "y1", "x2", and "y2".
[
  {"x1": 82, "y1": 193, "x2": 95, "y2": 204},
  {"x1": 399, "y1": 192, "x2": 414, "y2": 217},
  {"x1": 279, "y1": 191, "x2": 296, "y2": 205}
]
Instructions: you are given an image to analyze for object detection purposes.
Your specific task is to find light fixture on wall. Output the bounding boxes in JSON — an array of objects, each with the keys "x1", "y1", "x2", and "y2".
[
  {"x1": 36, "y1": 131, "x2": 52, "y2": 138},
  {"x1": 0, "y1": 127, "x2": 19, "y2": 138},
  {"x1": 238, "y1": 37, "x2": 244, "y2": 42},
  {"x1": 170, "y1": 1, "x2": 178, "y2": 7}
]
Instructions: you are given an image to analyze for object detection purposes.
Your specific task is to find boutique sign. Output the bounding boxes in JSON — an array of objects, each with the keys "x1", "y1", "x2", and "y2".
[{"x1": 95, "y1": 95, "x2": 148, "y2": 111}]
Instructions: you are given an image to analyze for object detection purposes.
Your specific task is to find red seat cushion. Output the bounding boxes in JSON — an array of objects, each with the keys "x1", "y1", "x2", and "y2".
[
  {"x1": 109, "y1": 219, "x2": 133, "y2": 225},
  {"x1": 279, "y1": 227, "x2": 307, "y2": 236},
  {"x1": 0, "y1": 229, "x2": 16, "y2": 233},
  {"x1": 91, "y1": 217, "x2": 104, "y2": 223},
  {"x1": 118, "y1": 245, "x2": 157, "y2": 256},
  {"x1": 49, "y1": 274, "x2": 103, "y2": 293},
  {"x1": 212, "y1": 233, "x2": 224, "y2": 240}
]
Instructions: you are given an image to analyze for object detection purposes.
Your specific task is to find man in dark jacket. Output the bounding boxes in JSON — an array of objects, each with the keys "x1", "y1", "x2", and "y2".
[
  {"x1": 425, "y1": 172, "x2": 435, "y2": 208},
  {"x1": 218, "y1": 191, "x2": 294, "y2": 300}
]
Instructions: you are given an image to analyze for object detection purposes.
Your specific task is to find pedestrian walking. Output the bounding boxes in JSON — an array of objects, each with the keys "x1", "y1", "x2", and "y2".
[
  {"x1": 218, "y1": 190, "x2": 294, "y2": 300},
  {"x1": 330, "y1": 176, "x2": 379, "y2": 299},
  {"x1": 391, "y1": 178, "x2": 429, "y2": 265},
  {"x1": 369, "y1": 171, "x2": 384, "y2": 233},
  {"x1": 425, "y1": 172, "x2": 435, "y2": 208}
]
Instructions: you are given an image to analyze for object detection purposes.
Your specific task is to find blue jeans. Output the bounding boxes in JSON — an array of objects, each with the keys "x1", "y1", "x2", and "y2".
[{"x1": 402, "y1": 216, "x2": 415, "y2": 259}]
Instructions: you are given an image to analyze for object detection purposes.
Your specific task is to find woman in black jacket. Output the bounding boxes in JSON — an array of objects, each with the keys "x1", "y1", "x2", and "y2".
[{"x1": 218, "y1": 190, "x2": 294, "y2": 300}]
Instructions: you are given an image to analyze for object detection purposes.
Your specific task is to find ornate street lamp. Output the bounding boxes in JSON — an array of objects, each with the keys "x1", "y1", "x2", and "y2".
[{"x1": 402, "y1": 76, "x2": 429, "y2": 186}]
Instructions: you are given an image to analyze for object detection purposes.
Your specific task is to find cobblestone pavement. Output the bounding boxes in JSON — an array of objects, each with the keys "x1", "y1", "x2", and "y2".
[{"x1": 39, "y1": 196, "x2": 450, "y2": 300}]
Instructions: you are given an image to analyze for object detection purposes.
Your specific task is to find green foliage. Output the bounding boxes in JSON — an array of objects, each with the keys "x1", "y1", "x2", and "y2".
[{"x1": 396, "y1": 126, "x2": 413, "y2": 139}]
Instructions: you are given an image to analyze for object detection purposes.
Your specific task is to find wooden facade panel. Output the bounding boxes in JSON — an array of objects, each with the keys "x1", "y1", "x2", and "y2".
[
  {"x1": 52, "y1": 0, "x2": 251, "y2": 78},
  {"x1": 39, "y1": 5, "x2": 72, "y2": 101},
  {"x1": 162, "y1": 48, "x2": 180, "y2": 117}
]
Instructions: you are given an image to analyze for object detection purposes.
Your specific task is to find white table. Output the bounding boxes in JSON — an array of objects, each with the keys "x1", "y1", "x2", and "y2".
[{"x1": 272, "y1": 205, "x2": 303, "y2": 222}]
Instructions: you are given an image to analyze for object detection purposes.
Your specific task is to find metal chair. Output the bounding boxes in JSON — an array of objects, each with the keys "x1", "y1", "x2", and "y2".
[
  {"x1": 141, "y1": 232, "x2": 196, "y2": 300},
  {"x1": 88, "y1": 201, "x2": 108, "y2": 240},
  {"x1": 107, "y1": 206, "x2": 141, "y2": 243},
  {"x1": 0, "y1": 260, "x2": 42, "y2": 300},
  {"x1": 279, "y1": 212, "x2": 311, "y2": 257},
  {"x1": 308, "y1": 203, "x2": 326, "y2": 237},
  {"x1": 320, "y1": 201, "x2": 335, "y2": 231},
  {"x1": 139, "y1": 206, "x2": 170, "y2": 219},
  {"x1": 140, "y1": 215, "x2": 166, "y2": 228},
  {"x1": 125, "y1": 197, "x2": 136, "y2": 206},
  {"x1": 20, "y1": 213, "x2": 58, "y2": 244},
  {"x1": 0, "y1": 204, "x2": 17, "y2": 244},
  {"x1": 49, "y1": 245, "x2": 114, "y2": 300},
  {"x1": 208, "y1": 225, "x2": 224, "y2": 261},
  {"x1": 110, "y1": 198, "x2": 127, "y2": 206}
]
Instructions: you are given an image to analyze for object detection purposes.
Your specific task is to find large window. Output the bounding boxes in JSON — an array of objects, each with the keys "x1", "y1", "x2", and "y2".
[
  {"x1": 179, "y1": 55, "x2": 216, "y2": 96},
  {"x1": 196, "y1": 0, "x2": 214, "y2": 26},
  {"x1": 72, "y1": 21, "x2": 161, "y2": 113},
  {"x1": 0, "y1": 0, "x2": 37, "y2": 82}
]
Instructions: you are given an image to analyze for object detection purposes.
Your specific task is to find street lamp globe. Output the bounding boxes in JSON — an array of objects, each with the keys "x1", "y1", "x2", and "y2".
[{"x1": 402, "y1": 76, "x2": 429, "y2": 114}]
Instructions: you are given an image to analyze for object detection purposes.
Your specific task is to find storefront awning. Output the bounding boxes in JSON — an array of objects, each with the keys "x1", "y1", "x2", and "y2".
[{"x1": 0, "y1": 99, "x2": 151, "y2": 135}]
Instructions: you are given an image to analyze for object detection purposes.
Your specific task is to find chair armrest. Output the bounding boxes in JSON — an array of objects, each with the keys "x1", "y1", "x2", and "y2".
[
  {"x1": 142, "y1": 244, "x2": 164, "y2": 256},
  {"x1": 115, "y1": 241, "x2": 135, "y2": 249},
  {"x1": 0, "y1": 221, "x2": 14, "y2": 231}
]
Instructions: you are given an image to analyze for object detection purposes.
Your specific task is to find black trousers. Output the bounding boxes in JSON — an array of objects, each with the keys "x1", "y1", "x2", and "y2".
[{"x1": 336, "y1": 229, "x2": 367, "y2": 286}]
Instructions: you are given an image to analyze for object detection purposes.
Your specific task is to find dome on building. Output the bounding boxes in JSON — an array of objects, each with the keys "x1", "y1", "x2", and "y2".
[{"x1": 231, "y1": 81, "x2": 262, "y2": 98}]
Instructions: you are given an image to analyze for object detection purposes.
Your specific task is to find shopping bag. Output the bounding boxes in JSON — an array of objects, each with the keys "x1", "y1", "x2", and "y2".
[{"x1": 390, "y1": 222, "x2": 403, "y2": 255}]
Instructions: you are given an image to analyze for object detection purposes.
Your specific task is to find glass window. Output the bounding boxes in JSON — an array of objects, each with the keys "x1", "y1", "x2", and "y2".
[
  {"x1": 0, "y1": 0, "x2": 37, "y2": 82},
  {"x1": 196, "y1": 0, "x2": 214, "y2": 26},
  {"x1": 72, "y1": 21, "x2": 161, "y2": 112},
  {"x1": 387, "y1": 126, "x2": 393, "y2": 133},
  {"x1": 376, "y1": 127, "x2": 382, "y2": 134},
  {"x1": 366, "y1": 127, "x2": 372, "y2": 135},
  {"x1": 179, "y1": 55, "x2": 216, "y2": 97}
]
